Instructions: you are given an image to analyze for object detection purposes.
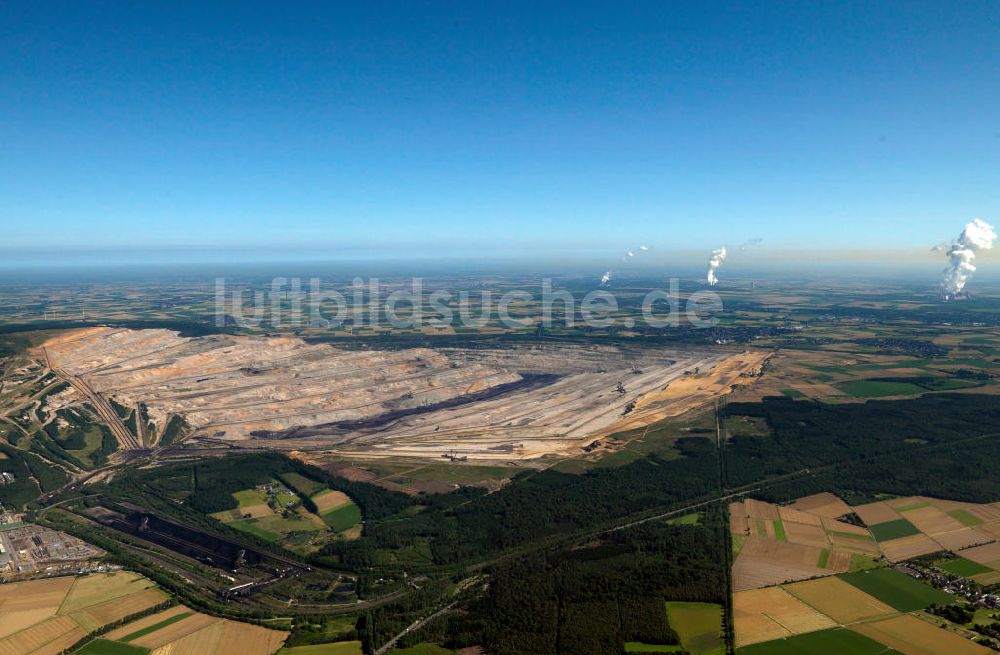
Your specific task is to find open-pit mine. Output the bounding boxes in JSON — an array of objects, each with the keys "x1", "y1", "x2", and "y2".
[{"x1": 40, "y1": 328, "x2": 768, "y2": 459}]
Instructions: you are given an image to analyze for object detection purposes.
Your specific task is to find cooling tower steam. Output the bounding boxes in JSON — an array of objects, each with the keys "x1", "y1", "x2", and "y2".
[
  {"x1": 707, "y1": 246, "x2": 727, "y2": 286},
  {"x1": 940, "y1": 218, "x2": 996, "y2": 298},
  {"x1": 599, "y1": 246, "x2": 651, "y2": 286}
]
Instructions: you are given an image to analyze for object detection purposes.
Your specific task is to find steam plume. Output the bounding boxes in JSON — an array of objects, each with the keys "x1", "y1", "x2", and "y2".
[
  {"x1": 599, "y1": 246, "x2": 651, "y2": 286},
  {"x1": 940, "y1": 218, "x2": 997, "y2": 297},
  {"x1": 706, "y1": 246, "x2": 727, "y2": 286}
]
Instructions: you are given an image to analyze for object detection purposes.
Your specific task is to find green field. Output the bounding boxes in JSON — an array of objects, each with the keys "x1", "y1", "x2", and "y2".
[
  {"x1": 119, "y1": 612, "x2": 194, "y2": 642},
  {"x1": 867, "y1": 518, "x2": 920, "y2": 541},
  {"x1": 772, "y1": 520, "x2": 787, "y2": 542},
  {"x1": 835, "y1": 380, "x2": 926, "y2": 398},
  {"x1": 736, "y1": 627, "x2": 902, "y2": 654},
  {"x1": 848, "y1": 554, "x2": 880, "y2": 572},
  {"x1": 73, "y1": 639, "x2": 150, "y2": 655},
  {"x1": 939, "y1": 557, "x2": 993, "y2": 577},
  {"x1": 666, "y1": 601, "x2": 723, "y2": 655},
  {"x1": 227, "y1": 513, "x2": 323, "y2": 541},
  {"x1": 322, "y1": 502, "x2": 362, "y2": 531},
  {"x1": 817, "y1": 549, "x2": 830, "y2": 568},
  {"x1": 665, "y1": 512, "x2": 702, "y2": 526},
  {"x1": 279, "y1": 642, "x2": 364, "y2": 655},
  {"x1": 779, "y1": 388, "x2": 805, "y2": 398},
  {"x1": 947, "y1": 509, "x2": 984, "y2": 526},
  {"x1": 624, "y1": 644, "x2": 684, "y2": 653},
  {"x1": 838, "y1": 568, "x2": 951, "y2": 611},
  {"x1": 211, "y1": 481, "x2": 327, "y2": 542},
  {"x1": 232, "y1": 488, "x2": 268, "y2": 507},
  {"x1": 281, "y1": 471, "x2": 326, "y2": 496}
]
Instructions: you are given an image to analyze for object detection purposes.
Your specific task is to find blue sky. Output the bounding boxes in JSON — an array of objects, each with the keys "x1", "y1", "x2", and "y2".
[{"x1": 1, "y1": 1, "x2": 997, "y2": 262}]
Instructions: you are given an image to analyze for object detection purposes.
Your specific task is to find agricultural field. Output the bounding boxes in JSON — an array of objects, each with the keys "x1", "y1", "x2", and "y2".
[
  {"x1": 837, "y1": 568, "x2": 951, "y2": 612},
  {"x1": 736, "y1": 627, "x2": 902, "y2": 654},
  {"x1": 85, "y1": 602, "x2": 288, "y2": 655},
  {"x1": 0, "y1": 572, "x2": 167, "y2": 655},
  {"x1": 281, "y1": 473, "x2": 363, "y2": 535},
  {"x1": 852, "y1": 496, "x2": 1000, "y2": 572},
  {"x1": 278, "y1": 642, "x2": 364, "y2": 655},
  {"x1": 850, "y1": 614, "x2": 993, "y2": 655},
  {"x1": 937, "y1": 557, "x2": 994, "y2": 577},
  {"x1": 209, "y1": 478, "x2": 359, "y2": 550},
  {"x1": 665, "y1": 601, "x2": 723, "y2": 655},
  {"x1": 734, "y1": 492, "x2": 1000, "y2": 589},
  {"x1": 868, "y1": 518, "x2": 920, "y2": 542},
  {"x1": 730, "y1": 495, "x2": 872, "y2": 591},
  {"x1": 734, "y1": 573, "x2": 990, "y2": 654}
]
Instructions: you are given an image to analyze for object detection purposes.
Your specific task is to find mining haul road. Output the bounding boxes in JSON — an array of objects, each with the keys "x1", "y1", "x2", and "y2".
[{"x1": 48, "y1": 364, "x2": 140, "y2": 450}]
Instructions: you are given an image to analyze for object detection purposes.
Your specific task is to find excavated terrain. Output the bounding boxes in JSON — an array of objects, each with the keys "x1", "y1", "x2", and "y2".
[{"x1": 42, "y1": 328, "x2": 755, "y2": 459}]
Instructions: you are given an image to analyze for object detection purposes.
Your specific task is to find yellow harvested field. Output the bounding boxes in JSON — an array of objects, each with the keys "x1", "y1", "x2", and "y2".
[
  {"x1": 80, "y1": 587, "x2": 167, "y2": 625},
  {"x1": 972, "y1": 570, "x2": 1000, "y2": 585},
  {"x1": 783, "y1": 521, "x2": 831, "y2": 549},
  {"x1": 852, "y1": 501, "x2": 899, "y2": 526},
  {"x1": 104, "y1": 605, "x2": 192, "y2": 640},
  {"x1": 788, "y1": 493, "x2": 851, "y2": 518},
  {"x1": 237, "y1": 503, "x2": 273, "y2": 519},
  {"x1": 214, "y1": 619, "x2": 289, "y2": 655},
  {"x1": 879, "y1": 533, "x2": 941, "y2": 561},
  {"x1": 132, "y1": 613, "x2": 289, "y2": 655},
  {"x1": 31, "y1": 626, "x2": 87, "y2": 655},
  {"x1": 734, "y1": 587, "x2": 836, "y2": 647},
  {"x1": 958, "y1": 541, "x2": 1000, "y2": 565},
  {"x1": 0, "y1": 572, "x2": 172, "y2": 654},
  {"x1": 59, "y1": 571, "x2": 154, "y2": 614},
  {"x1": 149, "y1": 616, "x2": 226, "y2": 655},
  {"x1": 783, "y1": 577, "x2": 895, "y2": 624},
  {"x1": 0, "y1": 609, "x2": 61, "y2": 640},
  {"x1": 0, "y1": 577, "x2": 74, "y2": 617},
  {"x1": 966, "y1": 504, "x2": 1000, "y2": 522},
  {"x1": 733, "y1": 556, "x2": 827, "y2": 592},
  {"x1": 829, "y1": 534, "x2": 880, "y2": 555},
  {"x1": 131, "y1": 612, "x2": 222, "y2": 649},
  {"x1": 977, "y1": 521, "x2": 1000, "y2": 540},
  {"x1": 824, "y1": 550, "x2": 852, "y2": 571},
  {"x1": 312, "y1": 489, "x2": 352, "y2": 513},
  {"x1": 932, "y1": 528, "x2": 992, "y2": 551},
  {"x1": 903, "y1": 506, "x2": 965, "y2": 536},
  {"x1": 778, "y1": 506, "x2": 823, "y2": 527},
  {"x1": 850, "y1": 614, "x2": 994, "y2": 655},
  {"x1": 744, "y1": 498, "x2": 780, "y2": 520},
  {"x1": 739, "y1": 536, "x2": 827, "y2": 569},
  {"x1": 0, "y1": 615, "x2": 79, "y2": 655}
]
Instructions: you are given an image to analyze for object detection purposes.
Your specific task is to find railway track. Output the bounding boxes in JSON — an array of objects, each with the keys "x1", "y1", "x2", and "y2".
[{"x1": 48, "y1": 364, "x2": 139, "y2": 451}]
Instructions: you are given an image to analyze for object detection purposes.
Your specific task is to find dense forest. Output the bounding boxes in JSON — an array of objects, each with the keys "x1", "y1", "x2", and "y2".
[
  {"x1": 360, "y1": 510, "x2": 728, "y2": 655},
  {"x1": 723, "y1": 394, "x2": 1000, "y2": 502}
]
